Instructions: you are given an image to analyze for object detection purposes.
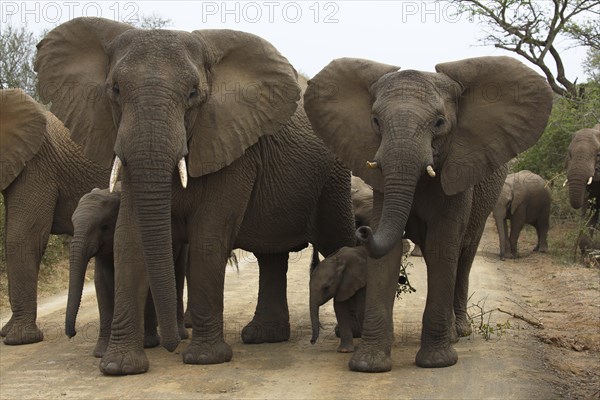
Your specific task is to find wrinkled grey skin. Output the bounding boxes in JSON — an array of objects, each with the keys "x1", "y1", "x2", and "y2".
[
  {"x1": 565, "y1": 125, "x2": 600, "y2": 255},
  {"x1": 66, "y1": 186, "x2": 189, "y2": 357},
  {"x1": 492, "y1": 171, "x2": 551, "y2": 259},
  {"x1": 310, "y1": 246, "x2": 366, "y2": 353},
  {"x1": 0, "y1": 89, "x2": 109, "y2": 345},
  {"x1": 305, "y1": 57, "x2": 553, "y2": 371},
  {"x1": 35, "y1": 18, "x2": 355, "y2": 375}
]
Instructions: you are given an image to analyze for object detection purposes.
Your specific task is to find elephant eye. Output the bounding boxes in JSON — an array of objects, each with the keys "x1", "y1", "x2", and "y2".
[
  {"x1": 434, "y1": 117, "x2": 446, "y2": 128},
  {"x1": 189, "y1": 87, "x2": 199, "y2": 100},
  {"x1": 100, "y1": 224, "x2": 109, "y2": 231},
  {"x1": 112, "y1": 83, "x2": 120, "y2": 96},
  {"x1": 372, "y1": 116, "x2": 381, "y2": 133}
]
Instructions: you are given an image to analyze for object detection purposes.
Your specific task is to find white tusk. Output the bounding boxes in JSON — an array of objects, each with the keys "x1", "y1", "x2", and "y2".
[
  {"x1": 426, "y1": 165, "x2": 436, "y2": 178},
  {"x1": 109, "y1": 157, "x2": 122, "y2": 193},
  {"x1": 588, "y1": 177, "x2": 594, "y2": 185},
  {"x1": 366, "y1": 161, "x2": 378, "y2": 169},
  {"x1": 178, "y1": 158, "x2": 188, "y2": 189},
  {"x1": 562, "y1": 178, "x2": 568, "y2": 187}
]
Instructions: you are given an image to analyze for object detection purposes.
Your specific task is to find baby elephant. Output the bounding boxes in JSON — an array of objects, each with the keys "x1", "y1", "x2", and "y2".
[
  {"x1": 492, "y1": 170, "x2": 551, "y2": 259},
  {"x1": 66, "y1": 186, "x2": 188, "y2": 357},
  {"x1": 310, "y1": 246, "x2": 367, "y2": 353}
]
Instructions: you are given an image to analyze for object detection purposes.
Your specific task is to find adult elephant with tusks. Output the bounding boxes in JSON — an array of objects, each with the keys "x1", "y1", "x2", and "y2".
[
  {"x1": 35, "y1": 17, "x2": 355, "y2": 375},
  {"x1": 304, "y1": 56, "x2": 553, "y2": 371}
]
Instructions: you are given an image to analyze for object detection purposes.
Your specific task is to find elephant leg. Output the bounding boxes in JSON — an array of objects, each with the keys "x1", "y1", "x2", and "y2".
[
  {"x1": 93, "y1": 253, "x2": 115, "y2": 358},
  {"x1": 181, "y1": 237, "x2": 232, "y2": 365},
  {"x1": 348, "y1": 241, "x2": 403, "y2": 372},
  {"x1": 242, "y1": 253, "x2": 291, "y2": 344},
  {"x1": 314, "y1": 160, "x2": 356, "y2": 258},
  {"x1": 508, "y1": 215, "x2": 526, "y2": 258},
  {"x1": 453, "y1": 244, "x2": 478, "y2": 339},
  {"x1": 99, "y1": 196, "x2": 150, "y2": 376},
  {"x1": 174, "y1": 243, "x2": 189, "y2": 339},
  {"x1": 334, "y1": 300, "x2": 356, "y2": 353},
  {"x1": 1, "y1": 195, "x2": 55, "y2": 345},
  {"x1": 533, "y1": 219, "x2": 549, "y2": 253},
  {"x1": 143, "y1": 291, "x2": 160, "y2": 349}
]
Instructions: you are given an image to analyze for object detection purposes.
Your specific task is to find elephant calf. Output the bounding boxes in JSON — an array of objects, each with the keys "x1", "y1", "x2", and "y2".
[
  {"x1": 492, "y1": 170, "x2": 551, "y2": 259},
  {"x1": 310, "y1": 246, "x2": 367, "y2": 353},
  {"x1": 67, "y1": 187, "x2": 189, "y2": 357}
]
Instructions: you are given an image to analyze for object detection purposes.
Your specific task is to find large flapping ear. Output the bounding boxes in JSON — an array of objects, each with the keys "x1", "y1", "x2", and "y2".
[
  {"x1": 188, "y1": 30, "x2": 300, "y2": 177},
  {"x1": 436, "y1": 56, "x2": 553, "y2": 196},
  {"x1": 304, "y1": 58, "x2": 400, "y2": 192},
  {"x1": 34, "y1": 17, "x2": 134, "y2": 168},
  {"x1": 0, "y1": 89, "x2": 47, "y2": 190},
  {"x1": 335, "y1": 247, "x2": 367, "y2": 302}
]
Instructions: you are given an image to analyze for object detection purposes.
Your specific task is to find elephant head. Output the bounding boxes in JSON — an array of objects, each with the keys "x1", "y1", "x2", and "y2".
[
  {"x1": 566, "y1": 125, "x2": 600, "y2": 209},
  {"x1": 0, "y1": 89, "x2": 47, "y2": 191},
  {"x1": 351, "y1": 175, "x2": 374, "y2": 227},
  {"x1": 35, "y1": 17, "x2": 300, "y2": 350},
  {"x1": 310, "y1": 246, "x2": 367, "y2": 344},
  {"x1": 66, "y1": 186, "x2": 120, "y2": 339},
  {"x1": 305, "y1": 57, "x2": 553, "y2": 258}
]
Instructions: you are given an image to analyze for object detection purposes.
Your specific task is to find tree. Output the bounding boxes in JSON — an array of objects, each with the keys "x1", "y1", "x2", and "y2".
[
  {"x1": 452, "y1": 0, "x2": 600, "y2": 98},
  {"x1": 134, "y1": 13, "x2": 172, "y2": 29},
  {"x1": 583, "y1": 47, "x2": 600, "y2": 83},
  {"x1": 0, "y1": 24, "x2": 38, "y2": 98}
]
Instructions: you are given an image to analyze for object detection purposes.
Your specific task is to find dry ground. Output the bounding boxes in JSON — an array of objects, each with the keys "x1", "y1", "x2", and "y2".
[{"x1": 0, "y1": 218, "x2": 598, "y2": 399}]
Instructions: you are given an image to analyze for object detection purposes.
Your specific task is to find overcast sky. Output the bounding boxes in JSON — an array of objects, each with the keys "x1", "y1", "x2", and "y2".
[{"x1": 2, "y1": 1, "x2": 592, "y2": 80}]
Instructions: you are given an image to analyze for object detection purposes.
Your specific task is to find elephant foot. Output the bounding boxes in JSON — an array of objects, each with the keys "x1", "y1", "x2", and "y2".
[
  {"x1": 337, "y1": 341, "x2": 355, "y2": 353},
  {"x1": 348, "y1": 346, "x2": 392, "y2": 372},
  {"x1": 93, "y1": 336, "x2": 110, "y2": 358},
  {"x1": 241, "y1": 320, "x2": 290, "y2": 344},
  {"x1": 143, "y1": 332, "x2": 161, "y2": 349},
  {"x1": 100, "y1": 347, "x2": 149, "y2": 376},
  {"x1": 2, "y1": 321, "x2": 44, "y2": 345},
  {"x1": 0, "y1": 316, "x2": 14, "y2": 336},
  {"x1": 415, "y1": 344, "x2": 458, "y2": 368},
  {"x1": 455, "y1": 317, "x2": 472, "y2": 338},
  {"x1": 182, "y1": 341, "x2": 232, "y2": 365},
  {"x1": 533, "y1": 245, "x2": 548, "y2": 253}
]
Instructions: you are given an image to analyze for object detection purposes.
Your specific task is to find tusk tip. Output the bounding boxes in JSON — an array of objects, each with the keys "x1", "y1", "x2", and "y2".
[
  {"x1": 426, "y1": 165, "x2": 436, "y2": 178},
  {"x1": 366, "y1": 161, "x2": 378, "y2": 169}
]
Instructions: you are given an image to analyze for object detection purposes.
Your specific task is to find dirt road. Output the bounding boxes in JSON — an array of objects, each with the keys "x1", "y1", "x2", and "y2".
[{"x1": 0, "y1": 222, "x2": 595, "y2": 399}]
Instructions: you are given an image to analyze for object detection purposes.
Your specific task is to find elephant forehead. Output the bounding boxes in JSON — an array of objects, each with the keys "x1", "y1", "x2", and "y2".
[{"x1": 372, "y1": 70, "x2": 455, "y2": 100}]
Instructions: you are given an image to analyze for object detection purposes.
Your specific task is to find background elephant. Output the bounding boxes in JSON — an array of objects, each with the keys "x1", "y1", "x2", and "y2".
[
  {"x1": 35, "y1": 18, "x2": 356, "y2": 375},
  {"x1": 565, "y1": 124, "x2": 600, "y2": 223},
  {"x1": 66, "y1": 186, "x2": 189, "y2": 357},
  {"x1": 492, "y1": 170, "x2": 551, "y2": 259},
  {"x1": 310, "y1": 246, "x2": 366, "y2": 353},
  {"x1": 305, "y1": 56, "x2": 552, "y2": 371},
  {"x1": 0, "y1": 88, "x2": 109, "y2": 345}
]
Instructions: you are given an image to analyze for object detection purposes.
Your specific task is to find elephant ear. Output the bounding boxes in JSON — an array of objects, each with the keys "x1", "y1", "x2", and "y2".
[
  {"x1": 335, "y1": 247, "x2": 367, "y2": 302},
  {"x1": 34, "y1": 17, "x2": 134, "y2": 168},
  {"x1": 188, "y1": 30, "x2": 300, "y2": 177},
  {"x1": 436, "y1": 56, "x2": 553, "y2": 196},
  {"x1": 304, "y1": 58, "x2": 400, "y2": 192},
  {"x1": 0, "y1": 89, "x2": 47, "y2": 190}
]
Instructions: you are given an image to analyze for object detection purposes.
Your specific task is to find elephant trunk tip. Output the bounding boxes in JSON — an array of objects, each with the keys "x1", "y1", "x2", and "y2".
[
  {"x1": 161, "y1": 334, "x2": 181, "y2": 352},
  {"x1": 355, "y1": 226, "x2": 388, "y2": 259},
  {"x1": 65, "y1": 325, "x2": 76, "y2": 339}
]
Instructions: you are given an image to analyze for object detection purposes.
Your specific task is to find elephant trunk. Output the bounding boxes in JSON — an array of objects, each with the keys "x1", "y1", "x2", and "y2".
[
  {"x1": 65, "y1": 232, "x2": 93, "y2": 338},
  {"x1": 567, "y1": 169, "x2": 590, "y2": 209},
  {"x1": 493, "y1": 211, "x2": 507, "y2": 258},
  {"x1": 357, "y1": 144, "x2": 420, "y2": 259},
  {"x1": 128, "y1": 159, "x2": 180, "y2": 352},
  {"x1": 310, "y1": 295, "x2": 321, "y2": 344}
]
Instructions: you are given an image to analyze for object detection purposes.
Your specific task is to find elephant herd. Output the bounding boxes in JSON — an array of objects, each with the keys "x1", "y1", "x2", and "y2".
[{"x1": 2, "y1": 17, "x2": 562, "y2": 376}]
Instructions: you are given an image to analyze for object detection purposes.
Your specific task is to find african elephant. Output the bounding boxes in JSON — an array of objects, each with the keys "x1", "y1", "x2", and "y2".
[
  {"x1": 35, "y1": 18, "x2": 355, "y2": 375},
  {"x1": 310, "y1": 246, "x2": 366, "y2": 353},
  {"x1": 305, "y1": 56, "x2": 553, "y2": 371},
  {"x1": 0, "y1": 88, "x2": 109, "y2": 345},
  {"x1": 565, "y1": 124, "x2": 600, "y2": 225},
  {"x1": 66, "y1": 186, "x2": 189, "y2": 357},
  {"x1": 492, "y1": 170, "x2": 551, "y2": 259}
]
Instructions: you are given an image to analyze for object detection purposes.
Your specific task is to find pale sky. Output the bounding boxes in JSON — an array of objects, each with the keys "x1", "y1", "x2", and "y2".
[{"x1": 1, "y1": 0, "x2": 592, "y2": 81}]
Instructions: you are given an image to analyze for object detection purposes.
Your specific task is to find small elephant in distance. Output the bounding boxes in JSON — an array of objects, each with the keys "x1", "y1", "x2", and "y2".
[
  {"x1": 310, "y1": 246, "x2": 367, "y2": 353},
  {"x1": 492, "y1": 170, "x2": 551, "y2": 259},
  {"x1": 66, "y1": 186, "x2": 189, "y2": 357}
]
